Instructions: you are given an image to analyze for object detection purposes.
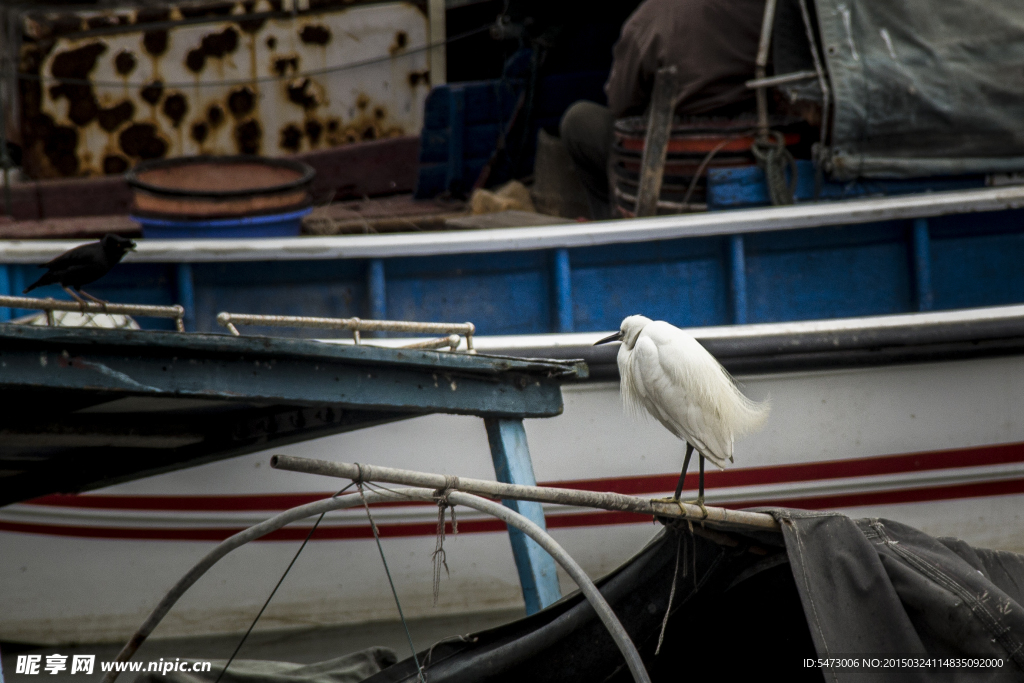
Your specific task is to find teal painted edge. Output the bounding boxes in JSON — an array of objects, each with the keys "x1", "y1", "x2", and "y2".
[
  {"x1": 484, "y1": 417, "x2": 562, "y2": 614},
  {"x1": 0, "y1": 324, "x2": 587, "y2": 380}
]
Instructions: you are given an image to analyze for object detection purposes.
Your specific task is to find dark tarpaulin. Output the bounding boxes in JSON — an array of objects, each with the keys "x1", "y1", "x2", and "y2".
[
  {"x1": 362, "y1": 521, "x2": 817, "y2": 682},
  {"x1": 774, "y1": 509, "x2": 1024, "y2": 682},
  {"x1": 365, "y1": 511, "x2": 1024, "y2": 682},
  {"x1": 786, "y1": 0, "x2": 1024, "y2": 180},
  {"x1": 154, "y1": 512, "x2": 1024, "y2": 682}
]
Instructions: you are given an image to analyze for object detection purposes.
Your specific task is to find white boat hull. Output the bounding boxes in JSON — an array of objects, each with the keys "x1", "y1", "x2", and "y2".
[{"x1": 3, "y1": 347, "x2": 1024, "y2": 645}]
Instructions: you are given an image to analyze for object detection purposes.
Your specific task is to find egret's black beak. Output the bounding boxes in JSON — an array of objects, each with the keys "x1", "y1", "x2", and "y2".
[{"x1": 594, "y1": 331, "x2": 624, "y2": 346}]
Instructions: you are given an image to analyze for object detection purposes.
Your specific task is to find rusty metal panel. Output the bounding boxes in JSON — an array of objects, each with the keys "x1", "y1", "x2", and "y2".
[{"x1": 17, "y1": 0, "x2": 433, "y2": 179}]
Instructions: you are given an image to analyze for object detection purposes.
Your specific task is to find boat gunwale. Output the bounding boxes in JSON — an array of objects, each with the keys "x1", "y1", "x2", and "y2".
[
  {"x1": 452, "y1": 305, "x2": 1024, "y2": 379},
  {"x1": 0, "y1": 185, "x2": 1022, "y2": 263}
]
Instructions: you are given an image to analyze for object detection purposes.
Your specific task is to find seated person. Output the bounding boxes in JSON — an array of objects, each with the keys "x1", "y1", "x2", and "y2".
[{"x1": 561, "y1": 0, "x2": 766, "y2": 218}]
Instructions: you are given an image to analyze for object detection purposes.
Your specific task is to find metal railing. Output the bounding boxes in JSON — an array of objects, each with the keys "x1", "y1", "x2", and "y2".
[
  {"x1": 0, "y1": 295, "x2": 185, "y2": 331},
  {"x1": 216, "y1": 312, "x2": 475, "y2": 351}
]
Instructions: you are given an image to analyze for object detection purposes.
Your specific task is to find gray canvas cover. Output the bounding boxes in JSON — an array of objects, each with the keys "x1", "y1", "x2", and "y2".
[
  {"x1": 809, "y1": 0, "x2": 1024, "y2": 180},
  {"x1": 773, "y1": 509, "x2": 1024, "y2": 681},
  {"x1": 364, "y1": 511, "x2": 1024, "y2": 682}
]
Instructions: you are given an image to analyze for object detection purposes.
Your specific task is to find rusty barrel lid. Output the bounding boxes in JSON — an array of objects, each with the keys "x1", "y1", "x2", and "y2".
[{"x1": 127, "y1": 155, "x2": 316, "y2": 220}]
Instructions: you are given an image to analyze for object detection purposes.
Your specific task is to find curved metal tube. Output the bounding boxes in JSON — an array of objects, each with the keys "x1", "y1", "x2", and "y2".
[
  {"x1": 101, "y1": 488, "x2": 435, "y2": 683},
  {"x1": 102, "y1": 487, "x2": 651, "y2": 683},
  {"x1": 445, "y1": 491, "x2": 652, "y2": 683}
]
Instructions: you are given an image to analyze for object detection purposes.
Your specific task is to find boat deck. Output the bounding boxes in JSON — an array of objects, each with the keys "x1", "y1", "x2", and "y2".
[{"x1": 0, "y1": 324, "x2": 585, "y2": 506}]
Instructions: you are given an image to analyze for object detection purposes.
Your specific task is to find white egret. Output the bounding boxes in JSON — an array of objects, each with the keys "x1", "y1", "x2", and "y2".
[{"x1": 595, "y1": 315, "x2": 769, "y2": 510}]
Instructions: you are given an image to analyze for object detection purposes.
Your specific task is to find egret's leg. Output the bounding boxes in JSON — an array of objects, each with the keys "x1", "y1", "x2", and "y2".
[
  {"x1": 679, "y1": 453, "x2": 709, "y2": 518},
  {"x1": 690, "y1": 456, "x2": 708, "y2": 518},
  {"x1": 698, "y1": 455, "x2": 705, "y2": 504},
  {"x1": 673, "y1": 443, "x2": 694, "y2": 500}
]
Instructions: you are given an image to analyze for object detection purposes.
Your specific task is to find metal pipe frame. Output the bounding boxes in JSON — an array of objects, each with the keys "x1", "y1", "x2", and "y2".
[
  {"x1": 745, "y1": 70, "x2": 818, "y2": 89},
  {"x1": 754, "y1": 0, "x2": 779, "y2": 136},
  {"x1": 270, "y1": 455, "x2": 781, "y2": 532},
  {"x1": 0, "y1": 294, "x2": 185, "y2": 331},
  {"x1": 216, "y1": 312, "x2": 475, "y2": 350},
  {"x1": 100, "y1": 488, "x2": 433, "y2": 683},
  {"x1": 446, "y1": 490, "x2": 651, "y2": 683}
]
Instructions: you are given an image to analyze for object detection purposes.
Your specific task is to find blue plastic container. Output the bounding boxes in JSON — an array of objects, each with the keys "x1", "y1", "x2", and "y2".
[{"x1": 133, "y1": 207, "x2": 312, "y2": 239}]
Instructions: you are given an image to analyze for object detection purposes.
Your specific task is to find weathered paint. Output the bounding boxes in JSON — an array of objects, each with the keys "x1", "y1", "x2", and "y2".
[
  {"x1": 484, "y1": 417, "x2": 562, "y2": 614},
  {"x1": 0, "y1": 324, "x2": 582, "y2": 505},
  {"x1": 18, "y1": 0, "x2": 433, "y2": 178}
]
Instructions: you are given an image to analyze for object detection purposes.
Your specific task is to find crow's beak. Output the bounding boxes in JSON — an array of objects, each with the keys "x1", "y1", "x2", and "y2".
[{"x1": 594, "y1": 331, "x2": 624, "y2": 346}]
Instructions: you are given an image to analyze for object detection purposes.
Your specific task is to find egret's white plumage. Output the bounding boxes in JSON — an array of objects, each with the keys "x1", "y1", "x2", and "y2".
[{"x1": 611, "y1": 315, "x2": 769, "y2": 470}]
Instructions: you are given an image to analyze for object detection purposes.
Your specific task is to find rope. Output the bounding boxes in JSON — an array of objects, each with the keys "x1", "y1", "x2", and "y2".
[
  {"x1": 654, "y1": 532, "x2": 681, "y2": 656},
  {"x1": 751, "y1": 131, "x2": 798, "y2": 205},
  {"x1": 654, "y1": 527, "x2": 694, "y2": 656},
  {"x1": 431, "y1": 475, "x2": 460, "y2": 605},
  {"x1": 355, "y1": 468, "x2": 427, "y2": 683},
  {"x1": 213, "y1": 481, "x2": 355, "y2": 683},
  {"x1": 423, "y1": 634, "x2": 478, "y2": 667}
]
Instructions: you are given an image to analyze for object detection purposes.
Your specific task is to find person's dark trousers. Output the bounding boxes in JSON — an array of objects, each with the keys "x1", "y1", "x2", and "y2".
[{"x1": 560, "y1": 100, "x2": 615, "y2": 220}]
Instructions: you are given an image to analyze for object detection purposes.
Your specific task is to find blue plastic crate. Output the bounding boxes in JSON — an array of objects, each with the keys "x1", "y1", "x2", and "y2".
[
  {"x1": 707, "y1": 160, "x2": 987, "y2": 209},
  {"x1": 414, "y1": 67, "x2": 608, "y2": 199}
]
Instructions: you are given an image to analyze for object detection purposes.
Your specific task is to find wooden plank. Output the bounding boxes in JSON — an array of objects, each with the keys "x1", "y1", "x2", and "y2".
[
  {"x1": 484, "y1": 417, "x2": 562, "y2": 614},
  {"x1": 635, "y1": 66, "x2": 679, "y2": 217},
  {"x1": 445, "y1": 210, "x2": 572, "y2": 230},
  {"x1": 0, "y1": 214, "x2": 140, "y2": 240}
]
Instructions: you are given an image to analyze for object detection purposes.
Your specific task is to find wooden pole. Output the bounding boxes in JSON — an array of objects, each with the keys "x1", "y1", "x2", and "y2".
[
  {"x1": 269, "y1": 455, "x2": 780, "y2": 532},
  {"x1": 634, "y1": 66, "x2": 679, "y2": 217}
]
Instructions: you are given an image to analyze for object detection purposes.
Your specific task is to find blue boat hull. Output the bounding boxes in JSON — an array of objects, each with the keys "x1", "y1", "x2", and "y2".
[{"x1": 4, "y1": 204, "x2": 1023, "y2": 336}]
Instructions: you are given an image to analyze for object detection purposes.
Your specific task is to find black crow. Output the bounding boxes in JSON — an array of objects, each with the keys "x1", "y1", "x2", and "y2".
[{"x1": 23, "y1": 234, "x2": 137, "y2": 304}]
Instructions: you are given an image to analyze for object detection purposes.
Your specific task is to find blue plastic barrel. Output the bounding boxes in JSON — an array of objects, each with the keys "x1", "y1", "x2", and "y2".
[{"x1": 133, "y1": 207, "x2": 312, "y2": 238}]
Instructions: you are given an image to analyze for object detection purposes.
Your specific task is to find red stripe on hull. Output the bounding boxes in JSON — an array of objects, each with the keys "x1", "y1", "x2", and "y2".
[
  {"x1": 5, "y1": 478, "x2": 1024, "y2": 541},
  {"x1": 547, "y1": 441, "x2": 1024, "y2": 495},
  {"x1": 21, "y1": 441, "x2": 1024, "y2": 512}
]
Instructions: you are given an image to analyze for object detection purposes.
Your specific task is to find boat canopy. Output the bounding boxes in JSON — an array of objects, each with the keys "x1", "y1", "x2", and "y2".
[{"x1": 777, "y1": 0, "x2": 1024, "y2": 180}]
